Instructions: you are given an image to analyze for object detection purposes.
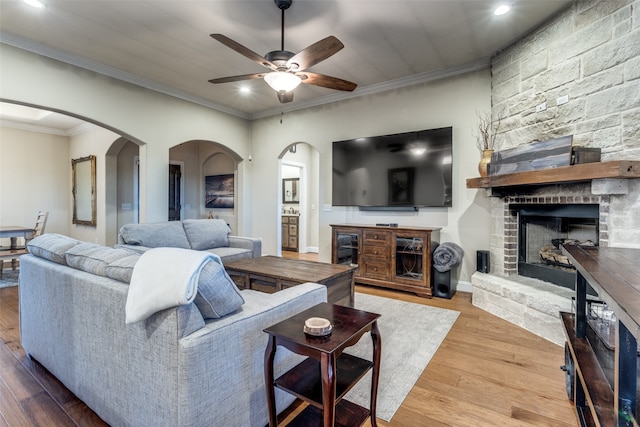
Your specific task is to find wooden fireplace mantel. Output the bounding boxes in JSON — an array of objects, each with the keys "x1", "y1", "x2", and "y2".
[{"x1": 466, "y1": 160, "x2": 640, "y2": 189}]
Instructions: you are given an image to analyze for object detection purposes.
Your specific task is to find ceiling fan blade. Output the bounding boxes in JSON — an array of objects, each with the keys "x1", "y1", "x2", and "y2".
[
  {"x1": 208, "y1": 73, "x2": 266, "y2": 84},
  {"x1": 286, "y1": 36, "x2": 344, "y2": 71},
  {"x1": 210, "y1": 34, "x2": 277, "y2": 70},
  {"x1": 298, "y1": 72, "x2": 357, "y2": 92},
  {"x1": 277, "y1": 91, "x2": 294, "y2": 103}
]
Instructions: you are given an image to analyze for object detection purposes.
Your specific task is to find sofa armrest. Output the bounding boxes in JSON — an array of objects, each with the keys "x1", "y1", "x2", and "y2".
[{"x1": 228, "y1": 235, "x2": 261, "y2": 258}]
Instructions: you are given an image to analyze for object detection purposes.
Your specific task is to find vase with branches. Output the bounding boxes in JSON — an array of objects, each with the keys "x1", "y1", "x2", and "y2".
[{"x1": 475, "y1": 110, "x2": 503, "y2": 176}]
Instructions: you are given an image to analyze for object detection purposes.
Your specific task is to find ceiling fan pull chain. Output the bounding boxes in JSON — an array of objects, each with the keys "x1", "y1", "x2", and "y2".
[{"x1": 280, "y1": 111, "x2": 284, "y2": 124}]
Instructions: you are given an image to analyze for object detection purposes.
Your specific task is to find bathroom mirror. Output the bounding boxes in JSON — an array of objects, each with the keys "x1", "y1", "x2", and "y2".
[
  {"x1": 72, "y1": 155, "x2": 97, "y2": 225},
  {"x1": 282, "y1": 178, "x2": 299, "y2": 204}
]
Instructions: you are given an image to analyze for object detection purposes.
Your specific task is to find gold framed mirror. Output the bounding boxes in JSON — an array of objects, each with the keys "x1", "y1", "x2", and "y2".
[{"x1": 72, "y1": 155, "x2": 97, "y2": 226}]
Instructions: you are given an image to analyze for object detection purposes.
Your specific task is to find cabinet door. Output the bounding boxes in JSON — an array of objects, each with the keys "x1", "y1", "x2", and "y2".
[
  {"x1": 395, "y1": 235, "x2": 426, "y2": 285},
  {"x1": 332, "y1": 228, "x2": 361, "y2": 267},
  {"x1": 282, "y1": 224, "x2": 289, "y2": 249}
]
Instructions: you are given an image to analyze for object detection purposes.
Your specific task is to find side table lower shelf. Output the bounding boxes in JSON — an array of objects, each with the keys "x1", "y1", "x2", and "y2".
[
  {"x1": 275, "y1": 353, "x2": 373, "y2": 407},
  {"x1": 286, "y1": 399, "x2": 369, "y2": 427}
]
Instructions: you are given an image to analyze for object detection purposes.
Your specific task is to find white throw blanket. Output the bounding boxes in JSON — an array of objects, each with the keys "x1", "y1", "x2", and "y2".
[{"x1": 125, "y1": 247, "x2": 219, "y2": 324}]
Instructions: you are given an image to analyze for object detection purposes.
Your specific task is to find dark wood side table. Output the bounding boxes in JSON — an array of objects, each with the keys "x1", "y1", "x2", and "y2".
[{"x1": 264, "y1": 303, "x2": 382, "y2": 427}]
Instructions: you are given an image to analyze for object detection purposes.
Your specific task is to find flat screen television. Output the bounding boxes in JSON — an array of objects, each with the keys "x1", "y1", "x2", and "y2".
[{"x1": 332, "y1": 126, "x2": 452, "y2": 208}]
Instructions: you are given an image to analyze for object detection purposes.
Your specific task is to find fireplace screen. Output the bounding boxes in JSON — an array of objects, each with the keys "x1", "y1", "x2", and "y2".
[{"x1": 516, "y1": 204, "x2": 599, "y2": 289}]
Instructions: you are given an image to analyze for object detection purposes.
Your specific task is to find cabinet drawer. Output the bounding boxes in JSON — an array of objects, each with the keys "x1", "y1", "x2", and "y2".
[
  {"x1": 288, "y1": 216, "x2": 298, "y2": 224},
  {"x1": 363, "y1": 245, "x2": 389, "y2": 258},
  {"x1": 289, "y1": 237, "x2": 298, "y2": 248},
  {"x1": 361, "y1": 259, "x2": 391, "y2": 281},
  {"x1": 289, "y1": 224, "x2": 298, "y2": 236},
  {"x1": 282, "y1": 216, "x2": 289, "y2": 224},
  {"x1": 363, "y1": 230, "x2": 391, "y2": 245}
]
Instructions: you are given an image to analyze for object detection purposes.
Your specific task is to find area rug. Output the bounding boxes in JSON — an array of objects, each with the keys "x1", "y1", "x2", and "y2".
[
  {"x1": 343, "y1": 292, "x2": 459, "y2": 421},
  {"x1": 0, "y1": 269, "x2": 19, "y2": 288}
]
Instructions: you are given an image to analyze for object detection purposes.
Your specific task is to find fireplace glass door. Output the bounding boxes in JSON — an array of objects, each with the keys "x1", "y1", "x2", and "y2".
[{"x1": 516, "y1": 204, "x2": 599, "y2": 289}]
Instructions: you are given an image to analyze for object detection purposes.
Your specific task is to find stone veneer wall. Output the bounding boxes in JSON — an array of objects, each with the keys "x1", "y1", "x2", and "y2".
[{"x1": 490, "y1": 0, "x2": 640, "y2": 249}]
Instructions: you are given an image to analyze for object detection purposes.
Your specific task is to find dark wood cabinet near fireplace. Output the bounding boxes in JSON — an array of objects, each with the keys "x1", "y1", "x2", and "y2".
[
  {"x1": 331, "y1": 224, "x2": 439, "y2": 297},
  {"x1": 560, "y1": 245, "x2": 639, "y2": 427}
]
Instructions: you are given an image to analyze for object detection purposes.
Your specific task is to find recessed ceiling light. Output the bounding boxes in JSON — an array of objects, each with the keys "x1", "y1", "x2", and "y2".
[
  {"x1": 494, "y1": 4, "x2": 511, "y2": 15},
  {"x1": 23, "y1": 0, "x2": 46, "y2": 8},
  {"x1": 239, "y1": 86, "x2": 251, "y2": 94}
]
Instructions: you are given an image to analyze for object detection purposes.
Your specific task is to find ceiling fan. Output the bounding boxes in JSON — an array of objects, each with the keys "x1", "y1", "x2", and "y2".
[{"x1": 208, "y1": 0, "x2": 357, "y2": 103}]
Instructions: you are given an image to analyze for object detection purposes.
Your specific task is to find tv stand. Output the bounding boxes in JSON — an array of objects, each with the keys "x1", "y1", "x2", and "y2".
[{"x1": 331, "y1": 224, "x2": 440, "y2": 297}]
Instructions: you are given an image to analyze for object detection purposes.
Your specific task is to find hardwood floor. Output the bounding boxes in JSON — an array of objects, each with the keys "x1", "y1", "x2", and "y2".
[{"x1": 0, "y1": 255, "x2": 578, "y2": 426}]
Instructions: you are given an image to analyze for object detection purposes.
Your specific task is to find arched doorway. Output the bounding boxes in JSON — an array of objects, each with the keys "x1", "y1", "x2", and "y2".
[
  {"x1": 169, "y1": 140, "x2": 243, "y2": 233},
  {"x1": 279, "y1": 142, "x2": 320, "y2": 255}
]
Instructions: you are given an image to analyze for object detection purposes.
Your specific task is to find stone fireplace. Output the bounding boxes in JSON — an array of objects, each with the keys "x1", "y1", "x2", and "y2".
[{"x1": 472, "y1": 178, "x2": 636, "y2": 345}]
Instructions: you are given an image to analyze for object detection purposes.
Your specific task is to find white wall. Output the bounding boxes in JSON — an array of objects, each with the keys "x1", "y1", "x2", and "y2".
[
  {"x1": 0, "y1": 126, "x2": 70, "y2": 237},
  {"x1": 251, "y1": 70, "x2": 492, "y2": 282}
]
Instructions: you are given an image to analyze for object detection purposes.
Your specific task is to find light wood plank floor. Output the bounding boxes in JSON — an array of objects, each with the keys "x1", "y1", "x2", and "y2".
[{"x1": 0, "y1": 254, "x2": 578, "y2": 426}]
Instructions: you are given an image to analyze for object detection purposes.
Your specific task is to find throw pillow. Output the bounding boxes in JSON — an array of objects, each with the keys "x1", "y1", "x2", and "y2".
[
  {"x1": 105, "y1": 254, "x2": 140, "y2": 283},
  {"x1": 66, "y1": 243, "x2": 135, "y2": 277},
  {"x1": 183, "y1": 219, "x2": 230, "y2": 251},
  {"x1": 26, "y1": 233, "x2": 82, "y2": 265},
  {"x1": 119, "y1": 222, "x2": 191, "y2": 249},
  {"x1": 194, "y1": 259, "x2": 244, "y2": 319}
]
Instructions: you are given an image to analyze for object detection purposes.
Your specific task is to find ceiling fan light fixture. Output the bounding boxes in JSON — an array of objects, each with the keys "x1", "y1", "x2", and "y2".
[
  {"x1": 23, "y1": 0, "x2": 46, "y2": 7},
  {"x1": 264, "y1": 71, "x2": 302, "y2": 93},
  {"x1": 494, "y1": 4, "x2": 511, "y2": 15}
]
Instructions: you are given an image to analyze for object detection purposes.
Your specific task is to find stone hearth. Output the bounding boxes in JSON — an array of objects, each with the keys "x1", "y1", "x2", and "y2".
[{"x1": 472, "y1": 272, "x2": 572, "y2": 345}]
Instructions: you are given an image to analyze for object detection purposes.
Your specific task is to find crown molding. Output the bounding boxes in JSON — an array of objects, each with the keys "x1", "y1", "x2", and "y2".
[{"x1": 0, "y1": 118, "x2": 93, "y2": 136}]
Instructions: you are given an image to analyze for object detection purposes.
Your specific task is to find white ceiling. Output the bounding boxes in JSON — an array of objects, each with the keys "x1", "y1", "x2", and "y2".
[{"x1": 0, "y1": 0, "x2": 572, "y2": 126}]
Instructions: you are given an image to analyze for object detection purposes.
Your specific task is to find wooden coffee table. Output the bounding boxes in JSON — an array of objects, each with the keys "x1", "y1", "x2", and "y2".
[
  {"x1": 264, "y1": 302, "x2": 381, "y2": 427},
  {"x1": 225, "y1": 256, "x2": 356, "y2": 306}
]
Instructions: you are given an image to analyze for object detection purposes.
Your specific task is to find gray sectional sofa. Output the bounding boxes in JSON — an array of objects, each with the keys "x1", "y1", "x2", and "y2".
[
  {"x1": 19, "y1": 233, "x2": 326, "y2": 426},
  {"x1": 117, "y1": 219, "x2": 261, "y2": 263}
]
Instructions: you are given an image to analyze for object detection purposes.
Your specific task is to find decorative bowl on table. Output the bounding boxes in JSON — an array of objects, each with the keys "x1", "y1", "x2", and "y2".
[{"x1": 303, "y1": 317, "x2": 332, "y2": 337}]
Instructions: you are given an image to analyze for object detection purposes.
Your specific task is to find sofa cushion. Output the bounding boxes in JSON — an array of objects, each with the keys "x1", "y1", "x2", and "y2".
[
  {"x1": 66, "y1": 243, "x2": 135, "y2": 277},
  {"x1": 105, "y1": 254, "x2": 141, "y2": 283},
  {"x1": 119, "y1": 222, "x2": 190, "y2": 249},
  {"x1": 26, "y1": 233, "x2": 82, "y2": 265},
  {"x1": 183, "y1": 219, "x2": 230, "y2": 250},
  {"x1": 194, "y1": 260, "x2": 244, "y2": 319}
]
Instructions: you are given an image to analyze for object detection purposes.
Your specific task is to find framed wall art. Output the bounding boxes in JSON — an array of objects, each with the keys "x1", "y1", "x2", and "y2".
[{"x1": 205, "y1": 174, "x2": 234, "y2": 209}]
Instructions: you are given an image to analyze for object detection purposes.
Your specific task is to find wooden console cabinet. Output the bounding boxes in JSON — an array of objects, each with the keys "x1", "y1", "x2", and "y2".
[
  {"x1": 560, "y1": 245, "x2": 639, "y2": 427},
  {"x1": 331, "y1": 224, "x2": 440, "y2": 298}
]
